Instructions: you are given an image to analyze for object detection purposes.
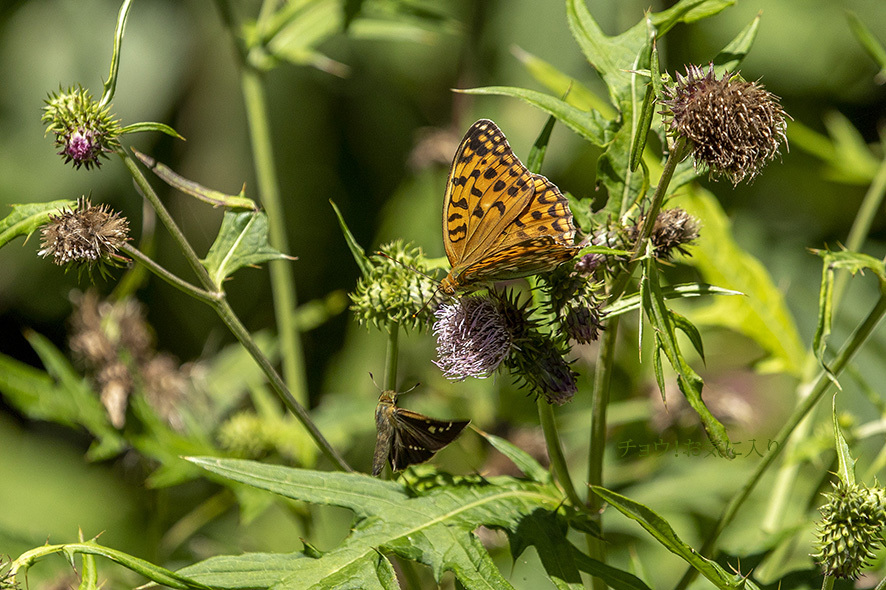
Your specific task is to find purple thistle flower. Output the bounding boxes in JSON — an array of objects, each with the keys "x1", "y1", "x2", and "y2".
[{"x1": 433, "y1": 295, "x2": 512, "y2": 380}]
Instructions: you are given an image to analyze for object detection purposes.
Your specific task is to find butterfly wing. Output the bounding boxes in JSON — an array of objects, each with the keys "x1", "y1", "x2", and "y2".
[
  {"x1": 388, "y1": 408, "x2": 470, "y2": 472},
  {"x1": 441, "y1": 120, "x2": 579, "y2": 293},
  {"x1": 460, "y1": 175, "x2": 578, "y2": 285},
  {"x1": 443, "y1": 120, "x2": 536, "y2": 271},
  {"x1": 372, "y1": 393, "x2": 397, "y2": 476}
]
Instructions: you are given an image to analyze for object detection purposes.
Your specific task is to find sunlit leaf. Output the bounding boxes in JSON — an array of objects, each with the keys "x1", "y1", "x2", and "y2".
[
  {"x1": 590, "y1": 486, "x2": 758, "y2": 590},
  {"x1": 181, "y1": 458, "x2": 620, "y2": 590},
  {"x1": 201, "y1": 211, "x2": 292, "y2": 287}
]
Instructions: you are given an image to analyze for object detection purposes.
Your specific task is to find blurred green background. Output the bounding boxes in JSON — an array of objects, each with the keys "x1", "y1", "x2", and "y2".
[{"x1": 1, "y1": 0, "x2": 885, "y2": 587}]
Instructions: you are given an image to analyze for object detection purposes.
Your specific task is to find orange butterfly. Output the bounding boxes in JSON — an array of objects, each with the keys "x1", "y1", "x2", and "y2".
[{"x1": 439, "y1": 119, "x2": 580, "y2": 295}]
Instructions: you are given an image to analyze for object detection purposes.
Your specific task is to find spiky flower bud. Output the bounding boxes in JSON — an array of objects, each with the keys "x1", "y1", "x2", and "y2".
[
  {"x1": 42, "y1": 86, "x2": 121, "y2": 170},
  {"x1": 628, "y1": 207, "x2": 700, "y2": 261},
  {"x1": 38, "y1": 196, "x2": 130, "y2": 277},
  {"x1": 433, "y1": 294, "x2": 513, "y2": 380},
  {"x1": 543, "y1": 263, "x2": 605, "y2": 345},
  {"x1": 813, "y1": 481, "x2": 886, "y2": 578},
  {"x1": 660, "y1": 64, "x2": 789, "y2": 185},
  {"x1": 349, "y1": 240, "x2": 439, "y2": 331}
]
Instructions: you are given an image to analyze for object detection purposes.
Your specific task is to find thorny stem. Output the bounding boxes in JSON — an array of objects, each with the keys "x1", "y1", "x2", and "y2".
[
  {"x1": 764, "y1": 151, "x2": 886, "y2": 534},
  {"x1": 674, "y1": 293, "x2": 886, "y2": 590},
  {"x1": 213, "y1": 296, "x2": 353, "y2": 472}
]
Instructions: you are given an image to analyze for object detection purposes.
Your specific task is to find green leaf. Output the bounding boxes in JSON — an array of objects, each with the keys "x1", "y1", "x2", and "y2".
[
  {"x1": 629, "y1": 35, "x2": 658, "y2": 172},
  {"x1": 527, "y1": 114, "x2": 557, "y2": 174},
  {"x1": 476, "y1": 430, "x2": 551, "y2": 484},
  {"x1": 119, "y1": 122, "x2": 185, "y2": 140},
  {"x1": 505, "y1": 509, "x2": 583, "y2": 590},
  {"x1": 54, "y1": 540, "x2": 212, "y2": 589},
  {"x1": 642, "y1": 259, "x2": 733, "y2": 457},
  {"x1": 565, "y1": 0, "x2": 733, "y2": 215},
  {"x1": 676, "y1": 188, "x2": 806, "y2": 376},
  {"x1": 568, "y1": 547, "x2": 652, "y2": 590},
  {"x1": 201, "y1": 210, "x2": 291, "y2": 287},
  {"x1": 0, "y1": 199, "x2": 75, "y2": 250},
  {"x1": 182, "y1": 458, "x2": 588, "y2": 589},
  {"x1": 99, "y1": 0, "x2": 132, "y2": 107},
  {"x1": 590, "y1": 486, "x2": 754, "y2": 590},
  {"x1": 810, "y1": 248, "x2": 886, "y2": 381},
  {"x1": 712, "y1": 12, "x2": 761, "y2": 74},
  {"x1": 330, "y1": 199, "x2": 372, "y2": 276},
  {"x1": 0, "y1": 331, "x2": 126, "y2": 461},
  {"x1": 458, "y1": 86, "x2": 609, "y2": 146},
  {"x1": 788, "y1": 115, "x2": 880, "y2": 184},
  {"x1": 604, "y1": 282, "x2": 742, "y2": 318},
  {"x1": 512, "y1": 46, "x2": 616, "y2": 120},
  {"x1": 670, "y1": 309, "x2": 705, "y2": 363},
  {"x1": 847, "y1": 11, "x2": 886, "y2": 77},
  {"x1": 833, "y1": 395, "x2": 856, "y2": 487},
  {"x1": 132, "y1": 148, "x2": 256, "y2": 210}
]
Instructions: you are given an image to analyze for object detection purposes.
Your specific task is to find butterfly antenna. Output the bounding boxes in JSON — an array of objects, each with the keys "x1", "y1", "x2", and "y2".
[
  {"x1": 413, "y1": 283, "x2": 443, "y2": 319},
  {"x1": 373, "y1": 250, "x2": 439, "y2": 283}
]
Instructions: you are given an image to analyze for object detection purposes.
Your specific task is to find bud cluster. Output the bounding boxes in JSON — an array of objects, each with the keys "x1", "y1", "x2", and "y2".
[
  {"x1": 813, "y1": 481, "x2": 886, "y2": 578},
  {"x1": 349, "y1": 240, "x2": 440, "y2": 331}
]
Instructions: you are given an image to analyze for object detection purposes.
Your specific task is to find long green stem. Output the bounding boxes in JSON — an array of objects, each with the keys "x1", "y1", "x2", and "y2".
[
  {"x1": 383, "y1": 322, "x2": 400, "y2": 391},
  {"x1": 538, "y1": 399, "x2": 583, "y2": 508},
  {"x1": 606, "y1": 139, "x2": 688, "y2": 306},
  {"x1": 762, "y1": 155, "x2": 886, "y2": 532},
  {"x1": 240, "y1": 64, "x2": 308, "y2": 409},
  {"x1": 213, "y1": 297, "x2": 353, "y2": 471},
  {"x1": 119, "y1": 150, "x2": 215, "y2": 292},
  {"x1": 586, "y1": 316, "x2": 619, "y2": 580},
  {"x1": 120, "y1": 243, "x2": 217, "y2": 304},
  {"x1": 121, "y1": 150, "x2": 350, "y2": 471},
  {"x1": 674, "y1": 293, "x2": 886, "y2": 590}
]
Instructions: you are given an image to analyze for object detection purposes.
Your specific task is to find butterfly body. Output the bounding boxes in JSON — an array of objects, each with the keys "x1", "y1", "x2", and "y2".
[
  {"x1": 440, "y1": 119, "x2": 580, "y2": 295},
  {"x1": 372, "y1": 389, "x2": 470, "y2": 476}
]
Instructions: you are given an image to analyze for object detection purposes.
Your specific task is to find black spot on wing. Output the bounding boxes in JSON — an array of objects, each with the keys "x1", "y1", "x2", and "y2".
[{"x1": 493, "y1": 179, "x2": 506, "y2": 192}]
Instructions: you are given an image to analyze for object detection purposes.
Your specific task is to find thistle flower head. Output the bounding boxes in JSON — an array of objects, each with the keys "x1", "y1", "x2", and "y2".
[
  {"x1": 629, "y1": 207, "x2": 701, "y2": 261},
  {"x1": 433, "y1": 290, "x2": 577, "y2": 404},
  {"x1": 349, "y1": 240, "x2": 439, "y2": 331},
  {"x1": 813, "y1": 481, "x2": 886, "y2": 578},
  {"x1": 42, "y1": 86, "x2": 121, "y2": 170},
  {"x1": 38, "y1": 196, "x2": 130, "y2": 278},
  {"x1": 433, "y1": 293, "x2": 513, "y2": 380},
  {"x1": 660, "y1": 64, "x2": 789, "y2": 185}
]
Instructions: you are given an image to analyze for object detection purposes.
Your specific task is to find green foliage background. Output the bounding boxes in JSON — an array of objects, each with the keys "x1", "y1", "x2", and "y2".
[{"x1": 1, "y1": 0, "x2": 885, "y2": 587}]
